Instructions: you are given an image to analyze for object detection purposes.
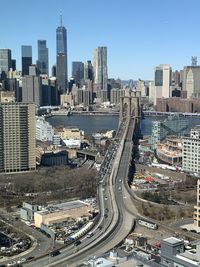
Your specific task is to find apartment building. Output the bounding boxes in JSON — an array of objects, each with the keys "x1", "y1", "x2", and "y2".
[{"x1": 0, "y1": 102, "x2": 36, "y2": 173}]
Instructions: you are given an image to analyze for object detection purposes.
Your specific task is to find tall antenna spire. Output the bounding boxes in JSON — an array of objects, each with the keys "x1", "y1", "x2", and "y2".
[{"x1": 60, "y1": 10, "x2": 62, "y2": 26}]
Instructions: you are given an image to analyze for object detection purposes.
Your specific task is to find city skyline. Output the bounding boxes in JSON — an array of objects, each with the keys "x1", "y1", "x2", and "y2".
[{"x1": 1, "y1": 0, "x2": 200, "y2": 79}]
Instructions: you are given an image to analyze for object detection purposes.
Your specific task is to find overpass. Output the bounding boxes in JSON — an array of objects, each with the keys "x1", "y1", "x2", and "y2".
[{"x1": 76, "y1": 149, "x2": 98, "y2": 160}]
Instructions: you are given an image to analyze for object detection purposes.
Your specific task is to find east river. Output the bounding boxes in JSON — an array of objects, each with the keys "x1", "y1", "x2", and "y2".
[{"x1": 46, "y1": 115, "x2": 200, "y2": 136}]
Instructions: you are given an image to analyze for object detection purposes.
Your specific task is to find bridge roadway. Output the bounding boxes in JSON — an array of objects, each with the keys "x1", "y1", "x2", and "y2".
[{"x1": 23, "y1": 118, "x2": 137, "y2": 267}]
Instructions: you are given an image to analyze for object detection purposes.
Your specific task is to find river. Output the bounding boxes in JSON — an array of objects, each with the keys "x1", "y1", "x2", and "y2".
[
  {"x1": 46, "y1": 115, "x2": 119, "y2": 135},
  {"x1": 46, "y1": 115, "x2": 200, "y2": 136}
]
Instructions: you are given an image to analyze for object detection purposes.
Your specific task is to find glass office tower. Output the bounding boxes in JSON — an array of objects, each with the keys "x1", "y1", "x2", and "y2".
[
  {"x1": 37, "y1": 40, "x2": 49, "y2": 75},
  {"x1": 21, "y1": 45, "x2": 32, "y2": 76}
]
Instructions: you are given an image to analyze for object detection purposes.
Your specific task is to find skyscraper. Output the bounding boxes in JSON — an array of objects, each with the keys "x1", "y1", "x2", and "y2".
[
  {"x1": 93, "y1": 47, "x2": 108, "y2": 91},
  {"x1": 56, "y1": 13, "x2": 68, "y2": 93},
  {"x1": 22, "y1": 76, "x2": 41, "y2": 107},
  {"x1": 21, "y1": 45, "x2": 32, "y2": 76},
  {"x1": 84, "y1": 60, "x2": 93, "y2": 81},
  {"x1": 37, "y1": 40, "x2": 49, "y2": 75},
  {"x1": 154, "y1": 64, "x2": 172, "y2": 102},
  {"x1": 51, "y1": 65, "x2": 56, "y2": 77},
  {"x1": 11, "y1": 59, "x2": 16, "y2": 71},
  {"x1": 0, "y1": 102, "x2": 36, "y2": 173},
  {"x1": 72, "y1": 62, "x2": 84, "y2": 86},
  {"x1": 182, "y1": 65, "x2": 200, "y2": 98},
  {"x1": 0, "y1": 49, "x2": 12, "y2": 77}
]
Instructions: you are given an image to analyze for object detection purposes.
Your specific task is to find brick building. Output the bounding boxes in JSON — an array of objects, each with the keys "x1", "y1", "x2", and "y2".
[{"x1": 156, "y1": 98, "x2": 200, "y2": 113}]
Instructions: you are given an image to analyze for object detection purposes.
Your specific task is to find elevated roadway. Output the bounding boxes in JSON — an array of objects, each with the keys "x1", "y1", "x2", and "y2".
[
  {"x1": 24, "y1": 94, "x2": 141, "y2": 267},
  {"x1": 23, "y1": 119, "x2": 137, "y2": 267}
]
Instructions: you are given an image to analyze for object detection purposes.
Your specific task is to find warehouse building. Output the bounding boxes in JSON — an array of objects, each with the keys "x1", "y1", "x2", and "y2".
[{"x1": 34, "y1": 200, "x2": 91, "y2": 227}]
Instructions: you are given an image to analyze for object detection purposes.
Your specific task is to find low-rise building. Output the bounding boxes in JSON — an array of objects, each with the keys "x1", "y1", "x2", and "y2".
[
  {"x1": 34, "y1": 200, "x2": 91, "y2": 228},
  {"x1": 58, "y1": 128, "x2": 84, "y2": 140},
  {"x1": 20, "y1": 202, "x2": 39, "y2": 222},
  {"x1": 60, "y1": 93, "x2": 75, "y2": 107},
  {"x1": 156, "y1": 97, "x2": 200, "y2": 113},
  {"x1": 103, "y1": 130, "x2": 115, "y2": 139},
  {"x1": 156, "y1": 137, "x2": 182, "y2": 165},
  {"x1": 87, "y1": 250, "x2": 127, "y2": 267},
  {"x1": 41, "y1": 150, "x2": 68, "y2": 166},
  {"x1": 58, "y1": 127, "x2": 84, "y2": 149},
  {"x1": 125, "y1": 235, "x2": 147, "y2": 248},
  {"x1": 87, "y1": 257, "x2": 114, "y2": 267},
  {"x1": 36, "y1": 116, "x2": 54, "y2": 142},
  {"x1": 194, "y1": 179, "x2": 200, "y2": 228},
  {"x1": 53, "y1": 134, "x2": 61, "y2": 146},
  {"x1": 62, "y1": 139, "x2": 81, "y2": 149},
  {"x1": 0, "y1": 90, "x2": 15, "y2": 103},
  {"x1": 161, "y1": 237, "x2": 200, "y2": 267}
]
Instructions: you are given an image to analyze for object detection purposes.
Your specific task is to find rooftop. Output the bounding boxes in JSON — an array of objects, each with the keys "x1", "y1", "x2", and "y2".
[
  {"x1": 156, "y1": 145, "x2": 182, "y2": 157},
  {"x1": 176, "y1": 253, "x2": 199, "y2": 265},
  {"x1": 163, "y1": 237, "x2": 182, "y2": 244},
  {"x1": 36, "y1": 200, "x2": 89, "y2": 215},
  {"x1": 87, "y1": 257, "x2": 113, "y2": 266}
]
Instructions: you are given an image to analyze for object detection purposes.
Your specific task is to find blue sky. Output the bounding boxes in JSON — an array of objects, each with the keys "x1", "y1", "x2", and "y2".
[{"x1": 1, "y1": 0, "x2": 200, "y2": 79}]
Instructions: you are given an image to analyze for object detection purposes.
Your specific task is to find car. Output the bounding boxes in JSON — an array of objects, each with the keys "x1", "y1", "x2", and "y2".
[
  {"x1": 87, "y1": 232, "x2": 94, "y2": 238},
  {"x1": 98, "y1": 225, "x2": 102, "y2": 230},
  {"x1": 17, "y1": 258, "x2": 26, "y2": 264},
  {"x1": 6, "y1": 261, "x2": 16, "y2": 267},
  {"x1": 50, "y1": 250, "x2": 60, "y2": 257},
  {"x1": 74, "y1": 240, "x2": 81, "y2": 246},
  {"x1": 26, "y1": 256, "x2": 35, "y2": 261}
]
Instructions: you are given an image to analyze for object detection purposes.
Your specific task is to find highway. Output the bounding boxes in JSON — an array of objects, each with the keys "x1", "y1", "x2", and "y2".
[
  {"x1": 25, "y1": 106, "x2": 200, "y2": 267},
  {"x1": 23, "y1": 116, "x2": 138, "y2": 267}
]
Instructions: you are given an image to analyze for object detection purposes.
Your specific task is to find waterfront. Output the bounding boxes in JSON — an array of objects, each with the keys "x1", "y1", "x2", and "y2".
[
  {"x1": 46, "y1": 115, "x2": 200, "y2": 136},
  {"x1": 46, "y1": 115, "x2": 119, "y2": 134}
]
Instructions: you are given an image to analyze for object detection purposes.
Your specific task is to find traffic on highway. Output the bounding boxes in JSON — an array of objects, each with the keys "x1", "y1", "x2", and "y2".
[{"x1": 21, "y1": 104, "x2": 140, "y2": 267}]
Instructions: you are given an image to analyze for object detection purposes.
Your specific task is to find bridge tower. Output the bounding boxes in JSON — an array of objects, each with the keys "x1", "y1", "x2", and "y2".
[
  {"x1": 119, "y1": 89, "x2": 141, "y2": 121},
  {"x1": 119, "y1": 89, "x2": 141, "y2": 138}
]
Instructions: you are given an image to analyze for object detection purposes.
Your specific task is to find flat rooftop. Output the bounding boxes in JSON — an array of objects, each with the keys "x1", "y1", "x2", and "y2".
[
  {"x1": 37, "y1": 200, "x2": 89, "y2": 215},
  {"x1": 163, "y1": 237, "x2": 182, "y2": 244}
]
